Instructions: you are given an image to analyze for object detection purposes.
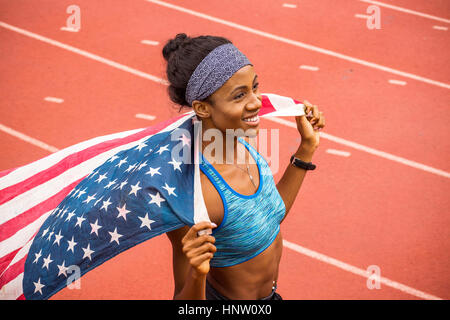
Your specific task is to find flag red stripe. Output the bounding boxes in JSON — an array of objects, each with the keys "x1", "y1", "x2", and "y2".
[
  {"x1": 0, "y1": 113, "x2": 190, "y2": 296},
  {"x1": 0, "y1": 119, "x2": 178, "y2": 205},
  {"x1": 259, "y1": 95, "x2": 301, "y2": 116},
  {"x1": 0, "y1": 179, "x2": 83, "y2": 243},
  {"x1": 0, "y1": 115, "x2": 185, "y2": 206},
  {"x1": 17, "y1": 294, "x2": 25, "y2": 300},
  {"x1": 0, "y1": 248, "x2": 20, "y2": 274},
  {"x1": 0, "y1": 168, "x2": 15, "y2": 178},
  {"x1": 0, "y1": 135, "x2": 140, "y2": 205},
  {"x1": 1, "y1": 229, "x2": 40, "y2": 296},
  {"x1": 259, "y1": 95, "x2": 276, "y2": 115},
  {"x1": 0, "y1": 255, "x2": 26, "y2": 290}
]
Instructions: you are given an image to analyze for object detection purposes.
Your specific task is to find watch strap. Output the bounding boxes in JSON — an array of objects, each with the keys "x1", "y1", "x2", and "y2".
[{"x1": 290, "y1": 155, "x2": 316, "y2": 170}]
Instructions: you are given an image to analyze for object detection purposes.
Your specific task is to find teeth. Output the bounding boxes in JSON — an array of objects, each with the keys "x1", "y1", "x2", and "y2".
[{"x1": 243, "y1": 115, "x2": 259, "y2": 122}]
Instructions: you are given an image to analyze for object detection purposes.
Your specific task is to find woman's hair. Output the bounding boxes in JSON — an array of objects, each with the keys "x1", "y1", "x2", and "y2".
[{"x1": 162, "y1": 33, "x2": 232, "y2": 108}]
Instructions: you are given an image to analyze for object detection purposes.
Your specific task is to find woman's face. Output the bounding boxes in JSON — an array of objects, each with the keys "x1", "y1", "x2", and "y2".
[{"x1": 195, "y1": 65, "x2": 262, "y2": 136}]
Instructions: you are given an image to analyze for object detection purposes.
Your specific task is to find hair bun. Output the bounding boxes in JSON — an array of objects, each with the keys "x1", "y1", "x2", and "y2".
[{"x1": 163, "y1": 33, "x2": 190, "y2": 61}]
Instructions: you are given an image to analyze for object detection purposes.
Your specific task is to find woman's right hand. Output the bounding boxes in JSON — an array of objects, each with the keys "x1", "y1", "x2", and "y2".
[{"x1": 181, "y1": 221, "x2": 217, "y2": 277}]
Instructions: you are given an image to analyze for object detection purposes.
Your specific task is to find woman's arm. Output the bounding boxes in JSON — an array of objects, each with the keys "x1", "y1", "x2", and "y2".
[
  {"x1": 166, "y1": 222, "x2": 216, "y2": 300},
  {"x1": 276, "y1": 100, "x2": 325, "y2": 220},
  {"x1": 276, "y1": 144, "x2": 316, "y2": 220}
]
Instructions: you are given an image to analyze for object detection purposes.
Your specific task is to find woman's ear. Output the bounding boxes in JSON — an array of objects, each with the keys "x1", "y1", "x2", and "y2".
[{"x1": 192, "y1": 100, "x2": 211, "y2": 119}]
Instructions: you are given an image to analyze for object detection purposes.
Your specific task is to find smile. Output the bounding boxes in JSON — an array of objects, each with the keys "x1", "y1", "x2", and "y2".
[{"x1": 242, "y1": 115, "x2": 260, "y2": 126}]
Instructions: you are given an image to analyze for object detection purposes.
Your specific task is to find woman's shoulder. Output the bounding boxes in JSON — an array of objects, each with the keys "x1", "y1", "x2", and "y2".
[{"x1": 240, "y1": 136, "x2": 260, "y2": 153}]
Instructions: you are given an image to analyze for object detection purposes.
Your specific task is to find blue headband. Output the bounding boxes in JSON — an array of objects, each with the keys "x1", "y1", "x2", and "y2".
[{"x1": 185, "y1": 43, "x2": 252, "y2": 106}]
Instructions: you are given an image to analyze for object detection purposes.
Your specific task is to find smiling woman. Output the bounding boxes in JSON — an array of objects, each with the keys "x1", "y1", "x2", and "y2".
[{"x1": 162, "y1": 33, "x2": 325, "y2": 300}]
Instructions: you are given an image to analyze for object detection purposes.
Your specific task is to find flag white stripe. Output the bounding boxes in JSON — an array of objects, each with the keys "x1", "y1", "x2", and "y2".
[
  {"x1": 0, "y1": 128, "x2": 144, "y2": 189},
  {"x1": 0, "y1": 272, "x2": 24, "y2": 300},
  {"x1": 192, "y1": 118, "x2": 209, "y2": 225},
  {"x1": 1, "y1": 236, "x2": 35, "y2": 302},
  {"x1": 0, "y1": 211, "x2": 51, "y2": 262},
  {"x1": 0, "y1": 115, "x2": 193, "y2": 226},
  {"x1": 260, "y1": 94, "x2": 305, "y2": 117},
  {"x1": 0, "y1": 141, "x2": 144, "y2": 225},
  {"x1": 2, "y1": 236, "x2": 35, "y2": 275},
  {"x1": 0, "y1": 114, "x2": 194, "y2": 298}
]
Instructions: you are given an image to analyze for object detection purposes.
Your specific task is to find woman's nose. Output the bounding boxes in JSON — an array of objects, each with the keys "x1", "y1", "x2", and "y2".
[{"x1": 248, "y1": 92, "x2": 262, "y2": 110}]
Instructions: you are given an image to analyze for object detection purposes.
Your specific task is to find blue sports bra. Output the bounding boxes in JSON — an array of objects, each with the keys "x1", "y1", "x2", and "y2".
[{"x1": 199, "y1": 137, "x2": 286, "y2": 268}]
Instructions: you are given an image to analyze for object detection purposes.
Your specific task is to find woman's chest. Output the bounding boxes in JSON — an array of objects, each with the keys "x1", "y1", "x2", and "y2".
[{"x1": 200, "y1": 164, "x2": 260, "y2": 226}]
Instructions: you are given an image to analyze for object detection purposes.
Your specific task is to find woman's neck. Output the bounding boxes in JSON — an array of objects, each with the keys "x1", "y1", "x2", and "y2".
[{"x1": 199, "y1": 122, "x2": 251, "y2": 166}]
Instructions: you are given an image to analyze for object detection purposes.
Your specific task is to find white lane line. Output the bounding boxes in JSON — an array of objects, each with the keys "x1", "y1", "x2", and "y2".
[
  {"x1": 2, "y1": 21, "x2": 448, "y2": 179},
  {"x1": 135, "y1": 113, "x2": 156, "y2": 120},
  {"x1": 354, "y1": 14, "x2": 370, "y2": 19},
  {"x1": 282, "y1": 4, "x2": 297, "y2": 9},
  {"x1": 299, "y1": 65, "x2": 319, "y2": 71},
  {"x1": 60, "y1": 26, "x2": 79, "y2": 32},
  {"x1": 0, "y1": 22, "x2": 168, "y2": 86},
  {"x1": 388, "y1": 79, "x2": 407, "y2": 86},
  {"x1": 359, "y1": 0, "x2": 450, "y2": 24},
  {"x1": 0, "y1": 124, "x2": 59, "y2": 153},
  {"x1": 264, "y1": 117, "x2": 450, "y2": 179},
  {"x1": 145, "y1": 0, "x2": 450, "y2": 90},
  {"x1": 432, "y1": 25, "x2": 448, "y2": 31},
  {"x1": 141, "y1": 40, "x2": 160, "y2": 46},
  {"x1": 44, "y1": 97, "x2": 64, "y2": 103},
  {"x1": 326, "y1": 149, "x2": 351, "y2": 157},
  {"x1": 283, "y1": 240, "x2": 443, "y2": 300}
]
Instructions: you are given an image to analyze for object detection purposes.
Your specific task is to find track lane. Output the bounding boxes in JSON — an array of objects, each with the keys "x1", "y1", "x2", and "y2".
[
  {"x1": 271, "y1": 122, "x2": 450, "y2": 299},
  {"x1": 361, "y1": 0, "x2": 450, "y2": 21},
  {"x1": 1, "y1": 1, "x2": 449, "y2": 170},
  {"x1": 155, "y1": 0, "x2": 450, "y2": 83}
]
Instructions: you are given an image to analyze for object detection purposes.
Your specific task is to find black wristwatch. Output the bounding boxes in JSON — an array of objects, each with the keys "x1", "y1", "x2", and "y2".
[{"x1": 290, "y1": 155, "x2": 316, "y2": 170}]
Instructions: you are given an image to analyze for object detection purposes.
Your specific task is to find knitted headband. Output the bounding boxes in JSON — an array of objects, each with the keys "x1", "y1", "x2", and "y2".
[{"x1": 185, "y1": 43, "x2": 252, "y2": 106}]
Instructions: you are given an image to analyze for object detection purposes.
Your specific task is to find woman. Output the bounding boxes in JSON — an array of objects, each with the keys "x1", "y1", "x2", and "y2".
[{"x1": 163, "y1": 33, "x2": 325, "y2": 300}]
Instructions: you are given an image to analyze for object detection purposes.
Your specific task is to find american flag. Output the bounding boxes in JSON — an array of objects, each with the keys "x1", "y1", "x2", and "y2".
[{"x1": 0, "y1": 93, "x2": 304, "y2": 299}]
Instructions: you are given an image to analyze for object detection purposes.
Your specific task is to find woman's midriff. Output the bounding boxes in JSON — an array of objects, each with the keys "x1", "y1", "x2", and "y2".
[{"x1": 207, "y1": 232, "x2": 283, "y2": 300}]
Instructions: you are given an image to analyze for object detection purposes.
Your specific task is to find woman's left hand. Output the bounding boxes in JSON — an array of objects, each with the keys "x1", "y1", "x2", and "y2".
[{"x1": 295, "y1": 100, "x2": 325, "y2": 150}]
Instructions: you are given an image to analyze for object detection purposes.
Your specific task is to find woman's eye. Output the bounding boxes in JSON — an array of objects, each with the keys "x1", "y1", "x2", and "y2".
[
  {"x1": 234, "y1": 92, "x2": 245, "y2": 100},
  {"x1": 234, "y1": 83, "x2": 259, "y2": 100}
]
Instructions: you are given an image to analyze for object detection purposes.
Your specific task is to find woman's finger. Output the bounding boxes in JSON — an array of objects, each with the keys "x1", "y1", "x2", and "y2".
[
  {"x1": 303, "y1": 100, "x2": 313, "y2": 117},
  {"x1": 310, "y1": 105, "x2": 320, "y2": 125},
  {"x1": 318, "y1": 113, "x2": 325, "y2": 127},
  {"x1": 185, "y1": 242, "x2": 217, "y2": 259},
  {"x1": 314, "y1": 112, "x2": 324, "y2": 126},
  {"x1": 182, "y1": 234, "x2": 216, "y2": 252},
  {"x1": 313, "y1": 112, "x2": 325, "y2": 130},
  {"x1": 182, "y1": 221, "x2": 216, "y2": 244},
  {"x1": 190, "y1": 252, "x2": 214, "y2": 268}
]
